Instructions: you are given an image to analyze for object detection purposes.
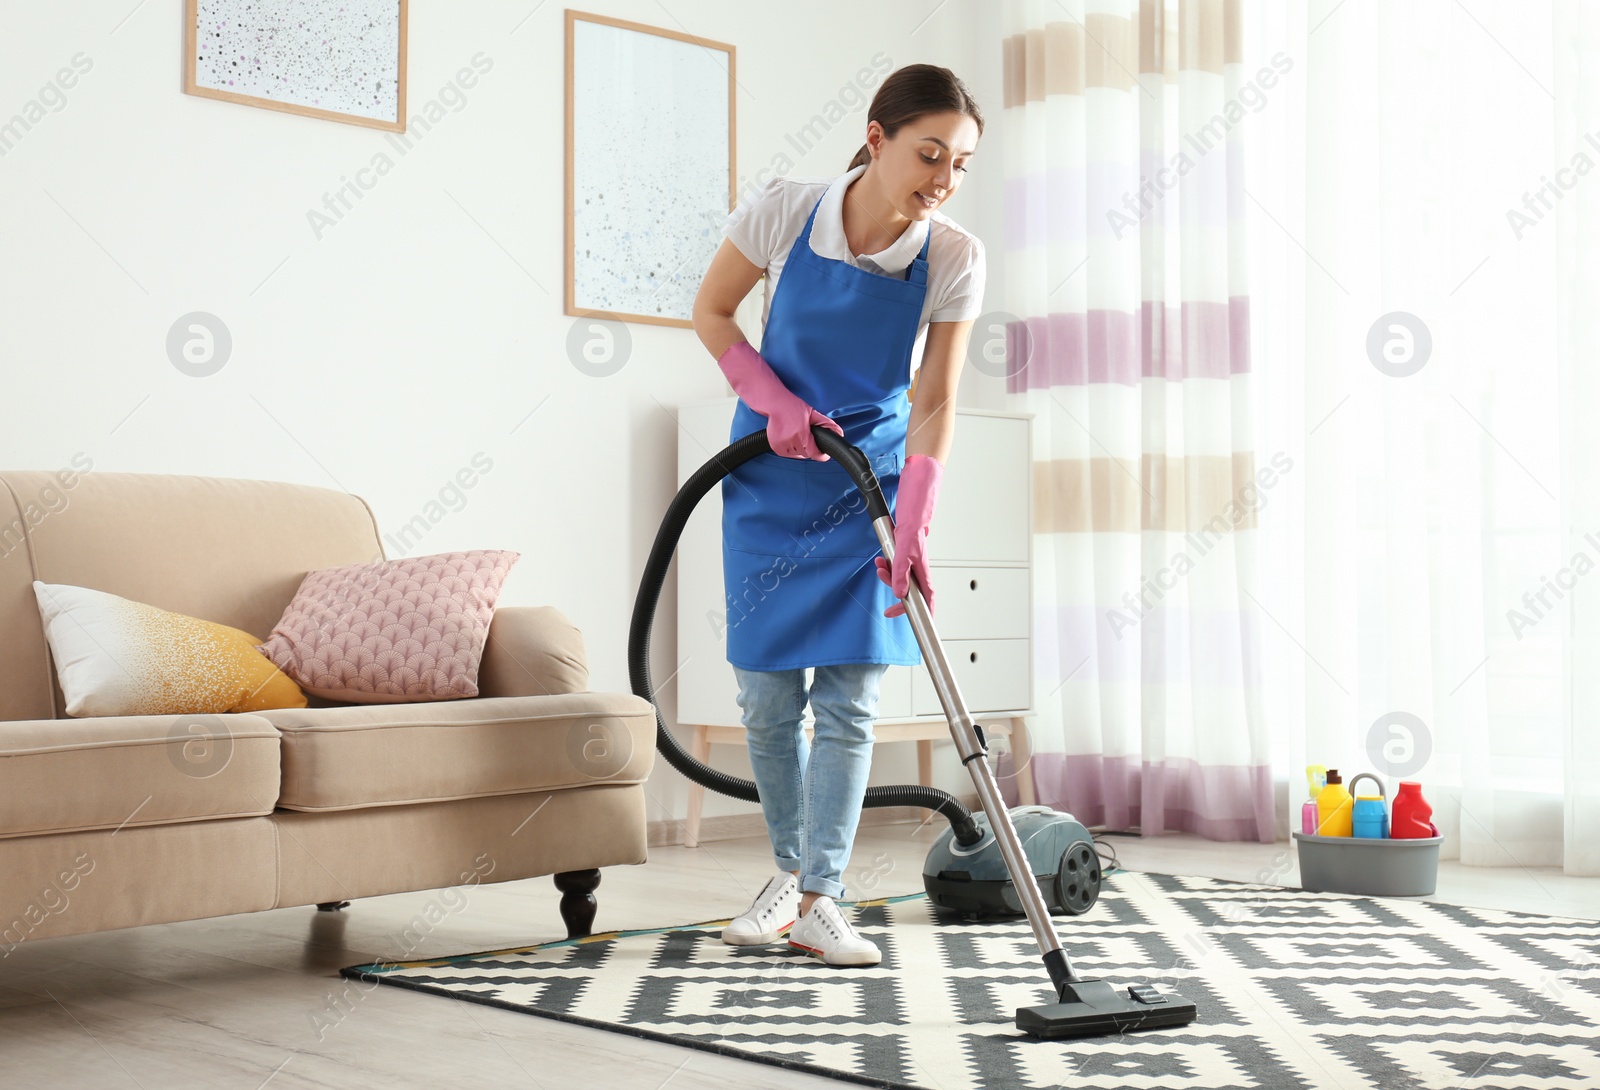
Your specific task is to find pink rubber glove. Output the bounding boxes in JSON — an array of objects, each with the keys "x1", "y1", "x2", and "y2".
[
  {"x1": 717, "y1": 340, "x2": 843, "y2": 460},
  {"x1": 875, "y1": 454, "x2": 942, "y2": 618}
]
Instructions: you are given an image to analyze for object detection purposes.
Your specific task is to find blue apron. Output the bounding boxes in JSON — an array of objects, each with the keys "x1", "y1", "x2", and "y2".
[{"x1": 722, "y1": 194, "x2": 932, "y2": 671}]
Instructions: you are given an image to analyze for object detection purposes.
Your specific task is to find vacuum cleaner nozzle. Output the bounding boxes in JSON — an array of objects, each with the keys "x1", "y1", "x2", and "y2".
[{"x1": 1016, "y1": 978, "x2": 1199, "y2": 1038}]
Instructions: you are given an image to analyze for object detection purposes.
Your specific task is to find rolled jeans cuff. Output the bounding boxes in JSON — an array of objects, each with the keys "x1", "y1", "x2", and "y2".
[{"x1": 800, "y1": 874, "x2": 846, "y2": 899}]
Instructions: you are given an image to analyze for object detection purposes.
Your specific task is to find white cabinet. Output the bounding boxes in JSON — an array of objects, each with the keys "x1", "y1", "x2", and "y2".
[{"x1": 673, "y1": 398, "x2": 1035, "y2": 844}]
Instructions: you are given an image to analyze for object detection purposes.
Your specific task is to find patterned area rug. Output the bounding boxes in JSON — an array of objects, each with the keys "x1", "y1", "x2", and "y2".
[{"x1": 342, "y1": 873, "x2": 1600, "y2": 1089}]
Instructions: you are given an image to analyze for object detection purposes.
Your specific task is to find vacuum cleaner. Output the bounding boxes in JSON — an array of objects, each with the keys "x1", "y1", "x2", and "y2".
[
  {"x1": 922, "y1": 804, "x2": 1103, "y2": 920},
  {"x1": 628, "y1": 425, "x2": 1198, "y2": 1039}
]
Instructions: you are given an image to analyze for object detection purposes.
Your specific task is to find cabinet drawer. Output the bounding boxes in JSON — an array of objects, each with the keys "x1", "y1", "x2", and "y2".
[
  {"x1": 928, "y1": 565, "x2": 1028, "y2": 640},
  {"x1": 911, "y1": 638, "x2": 1030, "y2": 715}
]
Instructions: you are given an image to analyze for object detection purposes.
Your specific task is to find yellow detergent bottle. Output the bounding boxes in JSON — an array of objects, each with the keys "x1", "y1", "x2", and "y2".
[{"x1": 1316, "y1": 769, "x2": 1354, "y2": 837}]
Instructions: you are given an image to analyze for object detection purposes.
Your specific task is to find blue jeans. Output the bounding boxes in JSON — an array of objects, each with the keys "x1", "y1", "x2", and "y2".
[{"x1": 732, "y1": 662, "x2": 888, "y2": 900}]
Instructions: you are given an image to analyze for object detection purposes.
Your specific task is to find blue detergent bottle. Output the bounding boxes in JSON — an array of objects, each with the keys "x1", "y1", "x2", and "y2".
[{"x1": 1349, "y1": 772, "x2": 1388, "y2": 839}]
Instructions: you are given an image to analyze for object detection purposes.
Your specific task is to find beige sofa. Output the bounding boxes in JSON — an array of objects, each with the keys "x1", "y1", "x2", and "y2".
[{"x1": 0, "y1": 470, "x2": 658, "y2": 953}]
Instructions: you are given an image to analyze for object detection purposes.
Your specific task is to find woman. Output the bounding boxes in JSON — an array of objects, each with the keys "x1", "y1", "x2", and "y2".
[{"x1": 690, "y1": 63, "x2": 984, "y2": 966}]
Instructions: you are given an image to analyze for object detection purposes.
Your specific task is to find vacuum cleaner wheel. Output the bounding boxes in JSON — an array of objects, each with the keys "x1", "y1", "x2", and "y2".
[{"x1": 1053, "y1": 840, "x2": 1101, "y2": 916}]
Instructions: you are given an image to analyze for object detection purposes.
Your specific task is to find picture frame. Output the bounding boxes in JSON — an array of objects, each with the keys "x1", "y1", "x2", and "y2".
[
  {"x1": 183, "y1": 0, "x2": 409, "y2": 133},
  {"x1": 565, "y1": 10, "x2": 737, "y2": 329}
]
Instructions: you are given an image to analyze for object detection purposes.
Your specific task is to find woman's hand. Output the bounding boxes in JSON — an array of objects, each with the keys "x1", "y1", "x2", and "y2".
[
  {"x1": 774, "y1": 406, "x2": 845, "y2": 461},
  {"x1": 875, "y1": 454, "x2": 943, "y2": 617},
  {"x1": 717, "y1": 340, "x2": 843, "y2": 460}
]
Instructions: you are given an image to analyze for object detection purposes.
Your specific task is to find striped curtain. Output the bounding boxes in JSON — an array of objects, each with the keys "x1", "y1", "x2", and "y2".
[{"x1": 998, "y1": 0, "x2": 1272, "y2": 841}]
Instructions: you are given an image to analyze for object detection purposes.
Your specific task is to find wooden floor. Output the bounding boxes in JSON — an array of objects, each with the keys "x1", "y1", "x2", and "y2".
[{"x1": 2, "y1": 821, "x2": 1595, "y2": 1089}]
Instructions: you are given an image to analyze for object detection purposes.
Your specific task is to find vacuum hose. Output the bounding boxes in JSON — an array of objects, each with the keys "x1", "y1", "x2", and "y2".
[{"x1": 628, "y1": 427, "x2": 983, "y2": 846}]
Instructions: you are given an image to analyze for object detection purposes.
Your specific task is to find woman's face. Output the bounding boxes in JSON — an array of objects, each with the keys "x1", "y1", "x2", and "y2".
[{"x1": 871, "y1": 111, "x2": 979, "y2": 221}]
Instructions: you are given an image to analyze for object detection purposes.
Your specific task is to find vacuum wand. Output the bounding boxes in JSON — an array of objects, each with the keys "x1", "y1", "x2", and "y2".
[
  {"x1": 870, "y1": 513, "x2": 1078, "y2": 992},
  {"x1": 845, "y1": 427, "x2": 1197, "y2": 1038}
]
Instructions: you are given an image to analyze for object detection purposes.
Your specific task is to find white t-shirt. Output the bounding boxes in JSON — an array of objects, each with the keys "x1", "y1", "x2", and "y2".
[{"x1": 721, "y1": 165, "x2": 986, "y2": 372}]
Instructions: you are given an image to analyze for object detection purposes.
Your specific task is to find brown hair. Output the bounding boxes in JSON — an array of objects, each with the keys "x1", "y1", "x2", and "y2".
[{"x1": 847, "y1": 64, "x2": 984, "y2": 172}]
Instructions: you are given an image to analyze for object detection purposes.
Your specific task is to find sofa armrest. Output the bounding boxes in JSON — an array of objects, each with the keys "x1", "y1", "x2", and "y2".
[{"x1": 477, "y1": 605, "x2": 589, "y2": 697}]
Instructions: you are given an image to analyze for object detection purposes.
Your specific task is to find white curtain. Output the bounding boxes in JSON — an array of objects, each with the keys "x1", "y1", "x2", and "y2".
[
  {"x1": 998, "y1": 0, "x2": 1274, "y2": 841},
  {"x1": 1250, "y1": 0, "x2": 1600, "y2": 874}
]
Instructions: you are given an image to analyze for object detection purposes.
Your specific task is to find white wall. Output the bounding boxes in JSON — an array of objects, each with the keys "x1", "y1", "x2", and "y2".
[{"x1": 0, "y1": 1, "x2": 1008, "y2": 829}]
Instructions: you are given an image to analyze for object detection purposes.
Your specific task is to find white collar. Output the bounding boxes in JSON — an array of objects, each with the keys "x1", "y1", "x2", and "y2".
[{"x1": 809, "y1": 164, "x2": 931, "y2": 276}]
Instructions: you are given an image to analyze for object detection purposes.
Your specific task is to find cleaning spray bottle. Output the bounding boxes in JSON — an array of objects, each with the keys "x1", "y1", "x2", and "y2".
[
  {"x1": 1302, "y1": 765, "x2": 1328, "y2": 834},
  {"x1": 1391, "y1": 780, "x2": 1435, "y2": 838},
  {"x1": 1316, "y1": 769, "x2": 1354, "y2": 837}
]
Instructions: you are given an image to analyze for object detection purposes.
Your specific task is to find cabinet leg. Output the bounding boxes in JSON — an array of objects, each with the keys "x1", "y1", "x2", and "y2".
[
  {"x1": 684, "y1": 725, "x2": 709, "y2": 848},
  {"x1": 1010, "y1": 716, "x2": 1037, "y2": 806},
  {"x1": 553, "y1": 869, "x2": 601, "y2": 938},
  {"x1": 916, "y1": 739, "x2": 933, "y2": 787}
]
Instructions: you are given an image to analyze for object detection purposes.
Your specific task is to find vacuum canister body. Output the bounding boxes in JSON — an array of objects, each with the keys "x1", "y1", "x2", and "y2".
[{"x1": 923, "y1": 806, "x2": 1102, "y2": 919}]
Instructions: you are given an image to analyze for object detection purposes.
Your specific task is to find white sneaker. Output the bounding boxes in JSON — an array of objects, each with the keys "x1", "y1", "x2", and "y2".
[
  {"x1": 786, "y1": 896, "x2": 882, "y2": 966},
  {"x1": 721, "y1": 872, "x2": 801, "y2": 946}
]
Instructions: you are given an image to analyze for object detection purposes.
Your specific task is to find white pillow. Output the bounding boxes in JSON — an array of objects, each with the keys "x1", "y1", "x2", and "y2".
[{"x1": 32, "y1": 581, "x2": 306, "y2": 717}]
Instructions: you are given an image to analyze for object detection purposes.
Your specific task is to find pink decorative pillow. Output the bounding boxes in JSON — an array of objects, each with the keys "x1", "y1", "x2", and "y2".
[{"x1": 257, "y1": 550, "x2": 519, "y2": 703}]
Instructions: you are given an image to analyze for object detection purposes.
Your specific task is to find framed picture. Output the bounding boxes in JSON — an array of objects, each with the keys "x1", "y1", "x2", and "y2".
[
  {"x1": 565, "y1": 10, "x2": 736, "y2": 329},
  {"x1": 183, "y1": 0, "x2": 408, "y2": 132}
]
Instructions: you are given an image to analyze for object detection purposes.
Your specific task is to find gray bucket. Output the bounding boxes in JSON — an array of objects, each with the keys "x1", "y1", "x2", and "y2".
[{"x1": 1292, "y1": 831, "x2": 1442, "y2": 897}]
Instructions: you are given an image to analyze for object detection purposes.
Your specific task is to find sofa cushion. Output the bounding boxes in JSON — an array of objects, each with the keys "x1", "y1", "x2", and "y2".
[
  {"x1": 33, "y1": 581, "x2": 307, "y2": 717},
  {"x1": 252, "y1": 693, "x2": 657, "y2": 811},
  {"x1": 256, "y1": 550, "x2": 519, "y2": 703},
  {"x1": 0, "y1": 713, "x2": 282, "y2": 838}
]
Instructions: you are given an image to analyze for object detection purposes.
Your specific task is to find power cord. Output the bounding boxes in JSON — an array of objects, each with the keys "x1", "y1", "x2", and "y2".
[
  {"x1": 1091, "y1": 834, "x2": 1121, "y2": 877},
  {"x1": 1085, "y1": 826, "x2": 1139, "y2": 877}
]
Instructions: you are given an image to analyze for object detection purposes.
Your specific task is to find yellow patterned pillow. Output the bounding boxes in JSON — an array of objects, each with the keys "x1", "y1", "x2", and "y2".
[{"x1": 32, "y1": 581, "x2": 307, "y2": 717}]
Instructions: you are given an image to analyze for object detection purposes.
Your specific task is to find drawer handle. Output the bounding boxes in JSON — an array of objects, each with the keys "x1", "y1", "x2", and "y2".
[
  {"x1": 969, "y1": 578, "x2": 978, "y2": 590},
  {"x1": 970, "y1": 651, "x2": 978, "y2": 663}
]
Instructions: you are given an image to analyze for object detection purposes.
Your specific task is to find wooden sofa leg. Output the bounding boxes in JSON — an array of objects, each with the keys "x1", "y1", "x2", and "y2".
[
  {"x1": 554, "y1": 869, "x2": 601, "y2": 938},
  {"x1": 316, "y1": 901, "x2": 351, "y2": 912}
]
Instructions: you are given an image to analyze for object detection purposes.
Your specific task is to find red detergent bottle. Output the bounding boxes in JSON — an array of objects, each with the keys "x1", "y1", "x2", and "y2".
[{"x1": 1390, "y1": 780, "x2": 1434, "y2": 838}]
